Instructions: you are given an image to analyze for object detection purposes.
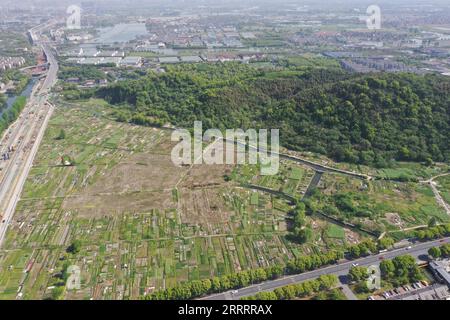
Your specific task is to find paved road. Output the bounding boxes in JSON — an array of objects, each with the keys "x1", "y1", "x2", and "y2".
[
  {"x1": 0, "y1": 23, "x2": 58, "y2": 246},
  {"x1": 200, "y1": 237, "x2": 450, "y2": 300},
  {"x1": 340, "y1": 283, "x2": 359, "y2": 300}
]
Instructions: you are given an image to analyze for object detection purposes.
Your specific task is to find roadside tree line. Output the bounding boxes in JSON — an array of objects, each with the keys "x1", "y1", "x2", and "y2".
[
  {"x1": 142, "y1": 235, "x2": 399, "y2": 300},
  {"x1": 0, "y1": 96, "x2": 27, "y2": 134},
  {"x1": 415, "y1": 224, "x2": 450, "y2": 241},
  {"x1": 142, "y1": 251, "x2": 343, "y2": 300},
  {"x1": 428, "y1": 244, "x2": 450, "y2": 259},
  {"x1": 348, "y1": 254, "x2": 425, "y2": 293},
  {"x1": 241, "y1": 275, "x2": 341, "y2": 300}
]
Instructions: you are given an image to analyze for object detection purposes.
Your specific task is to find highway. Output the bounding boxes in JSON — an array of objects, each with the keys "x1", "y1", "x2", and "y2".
[
  {"x1": 200, "y1": 237, "x2": 450, "y2": 300},
  {"x1": 0, "y1": 23, "x2": 58, "y2": 246}
]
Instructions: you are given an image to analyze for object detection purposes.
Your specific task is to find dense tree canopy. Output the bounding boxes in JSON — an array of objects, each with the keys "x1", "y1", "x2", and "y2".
[
  {"x1": 380, "y1": 255, "x2": 424, "y2": 286},
  {"x1": 0, "y1": 96, "x2": 27, "y2": 134},
  {"x1": 428, "y1": 244, "x2": 450, "y2": 259},
  {"x1": 94, "y1": 63, "x2": 450, "y2": 166},
  {"x1": 59, "y1": 65, "x2": 109, "y2": 82}
]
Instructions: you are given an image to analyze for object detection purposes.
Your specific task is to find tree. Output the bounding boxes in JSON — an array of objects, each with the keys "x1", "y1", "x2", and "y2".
[
  {"x1": 380, "y1": 259, "x2": 395, "y2": 278},
  {"x1": 327, "y1": 288, "x2": 346, "y2": 300},
  {"x1": 56, "y1": 128, "x2": 66, "y2": 140},
  {"x1": 441, "y1": 244, "x2": 450, "y2": 258},
  {"x1": 378, "y1": 237, "x2": 395, "y2": 250},
  {"x1": 255, "y1": 291, "x2": 278, "y2": 300},
  {"x1": 428, "y1": 247, "x2": 441, "y2": 259},
  {"x1": 274, "y1": 288, "x2": 285, "y2": 300},
  {"x1": 317, "y1": 274, "x2": 338, "y2": 290},
  {"x1": 282, "y1": 285, "x2": 296, "y2": 300},
  {"x1": 266, "y1": 264, "x2": 283, "y2": 279},
  {"x1": 67, "y1": 240, "x2": 82, "y2": 254},
  {"x1": 237, "y1": 271, "x2": 250, "y2": 287},
  {"x1": 313, "y1": 291, "x2": 328, "y2": 300},
  {"x1": 354, "y1": 281, "x2": 370, "y2": 294},
  {"x1": 380, "y1": 255, "x2": 424, "y2": 286},
  {"x1": 94, "y1": 65, "x2": 450, "y2": 167},
  {"x1": 189, "y1": 280, "x2": 205, "y2": 297},
  {"x1": 211, "y1": 277, "x2": 221, "y2": 291},
  {"x1": 348, "y1": 266, "x2": 369, "y2": 283},
  {"x1": 348, "y1": 245, "x2": 361, "y2": 258},
  {"x1": 50, "y1": 286, "x2": 65, "y2": 300},
  {"x1": 428, "y1": 217, "x2": 438, "y2": 228},
  {"x1": 293, "y1": 227, "x2": 313, "y2": 244}
]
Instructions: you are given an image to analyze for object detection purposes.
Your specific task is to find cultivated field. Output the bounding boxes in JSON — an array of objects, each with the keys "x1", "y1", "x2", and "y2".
[
  {"x1": 0, "y1": 101, "x2": 329, "y2": 299},
  {"x1": 0, "y1": 99, "x2": 447, "y2": 299}
]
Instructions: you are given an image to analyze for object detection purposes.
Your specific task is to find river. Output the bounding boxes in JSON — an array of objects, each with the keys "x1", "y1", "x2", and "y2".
[{"x1": 0, "y1": 77, "x2": 36, "y2": 118}]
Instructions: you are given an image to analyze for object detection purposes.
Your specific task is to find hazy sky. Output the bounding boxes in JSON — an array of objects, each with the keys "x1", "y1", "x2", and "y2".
[
  {"x1": 0, "y1": 0, "x2": 449, "y2": 5},
  {"x1": 0, "y1": 0, "x2": 449, "y2": 12}
]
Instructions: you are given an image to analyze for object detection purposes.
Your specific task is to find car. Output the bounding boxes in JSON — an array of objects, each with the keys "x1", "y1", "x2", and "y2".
[
  {"x1": 231, "y1": 290, "x2": 238, "y2": 295},
  {"x1": 406, "y1": 246, "x2": 412, "y2": 250},
  {"x1": 352, "y1": 263, "x2": 359, "y2": 267},
  {"x1": 379, "y1": 256, "x2": 384, "y2": 260}
]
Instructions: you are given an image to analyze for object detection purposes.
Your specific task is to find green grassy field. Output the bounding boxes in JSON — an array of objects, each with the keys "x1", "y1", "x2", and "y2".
[
  {"x1": 0, "y1": 100, "x2": 328, "y2": 300},
  {"x1": 326, "y1": 224, "x2": 345, "y2": 239},
  {"x1": 0, "y1": 97, "x2": 446, "y2": 300}
]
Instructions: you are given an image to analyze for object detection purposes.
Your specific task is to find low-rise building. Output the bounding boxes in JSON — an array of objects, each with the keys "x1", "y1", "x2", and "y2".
[
  {"x1": 0, "y1": 56, "x2": 26, "y2": 71},
  {"x1": 429, "y1": 260, "x2": 450, "y2": 287},
  {"x1": 66, "y1": 77, "x2": 80, "y2": 83},
  {"x1": 120, "y1": 56, "x2": 142, "y2": 67},
  {"x1": 159, "y1": 57, "x2": 180, "y2": 64},
  {"x1": 179, "y1": 56, "x2": 203, "y2": 63}
]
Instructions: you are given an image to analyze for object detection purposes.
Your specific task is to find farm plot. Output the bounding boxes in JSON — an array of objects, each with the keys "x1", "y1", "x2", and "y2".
[
  {"x1": 317, "y1": 173, "x2": 449, "y2": 234},
  {"x1": 231, "y1": 160, "x2": 315, "y2": 198},
  {"x1": 1, "y1": 100, "x2": 334, "y2": 300}
]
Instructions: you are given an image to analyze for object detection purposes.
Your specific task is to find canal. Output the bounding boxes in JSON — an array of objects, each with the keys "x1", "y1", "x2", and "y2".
[{"x1": 0, "y1": 77, "x2": 37, "y2": 118}]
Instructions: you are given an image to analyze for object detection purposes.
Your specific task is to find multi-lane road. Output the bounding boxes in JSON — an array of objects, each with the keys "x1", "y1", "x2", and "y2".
[
  {"x1": 0, "y1": 24, "x2": 58, "y2": 246},
  {"x1": 201, "y1": 237, "x2": 450, "y2": 300}
]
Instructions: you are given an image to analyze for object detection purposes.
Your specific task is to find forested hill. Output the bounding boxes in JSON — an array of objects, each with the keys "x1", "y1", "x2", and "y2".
[{"x1": 94, "y1": 63, "x2": 450, "y2": 166}]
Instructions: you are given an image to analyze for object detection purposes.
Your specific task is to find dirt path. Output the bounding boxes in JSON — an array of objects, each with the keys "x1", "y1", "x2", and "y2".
[{"x1": 421, "y1": 172, "x2": 450, "y2": 216}]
